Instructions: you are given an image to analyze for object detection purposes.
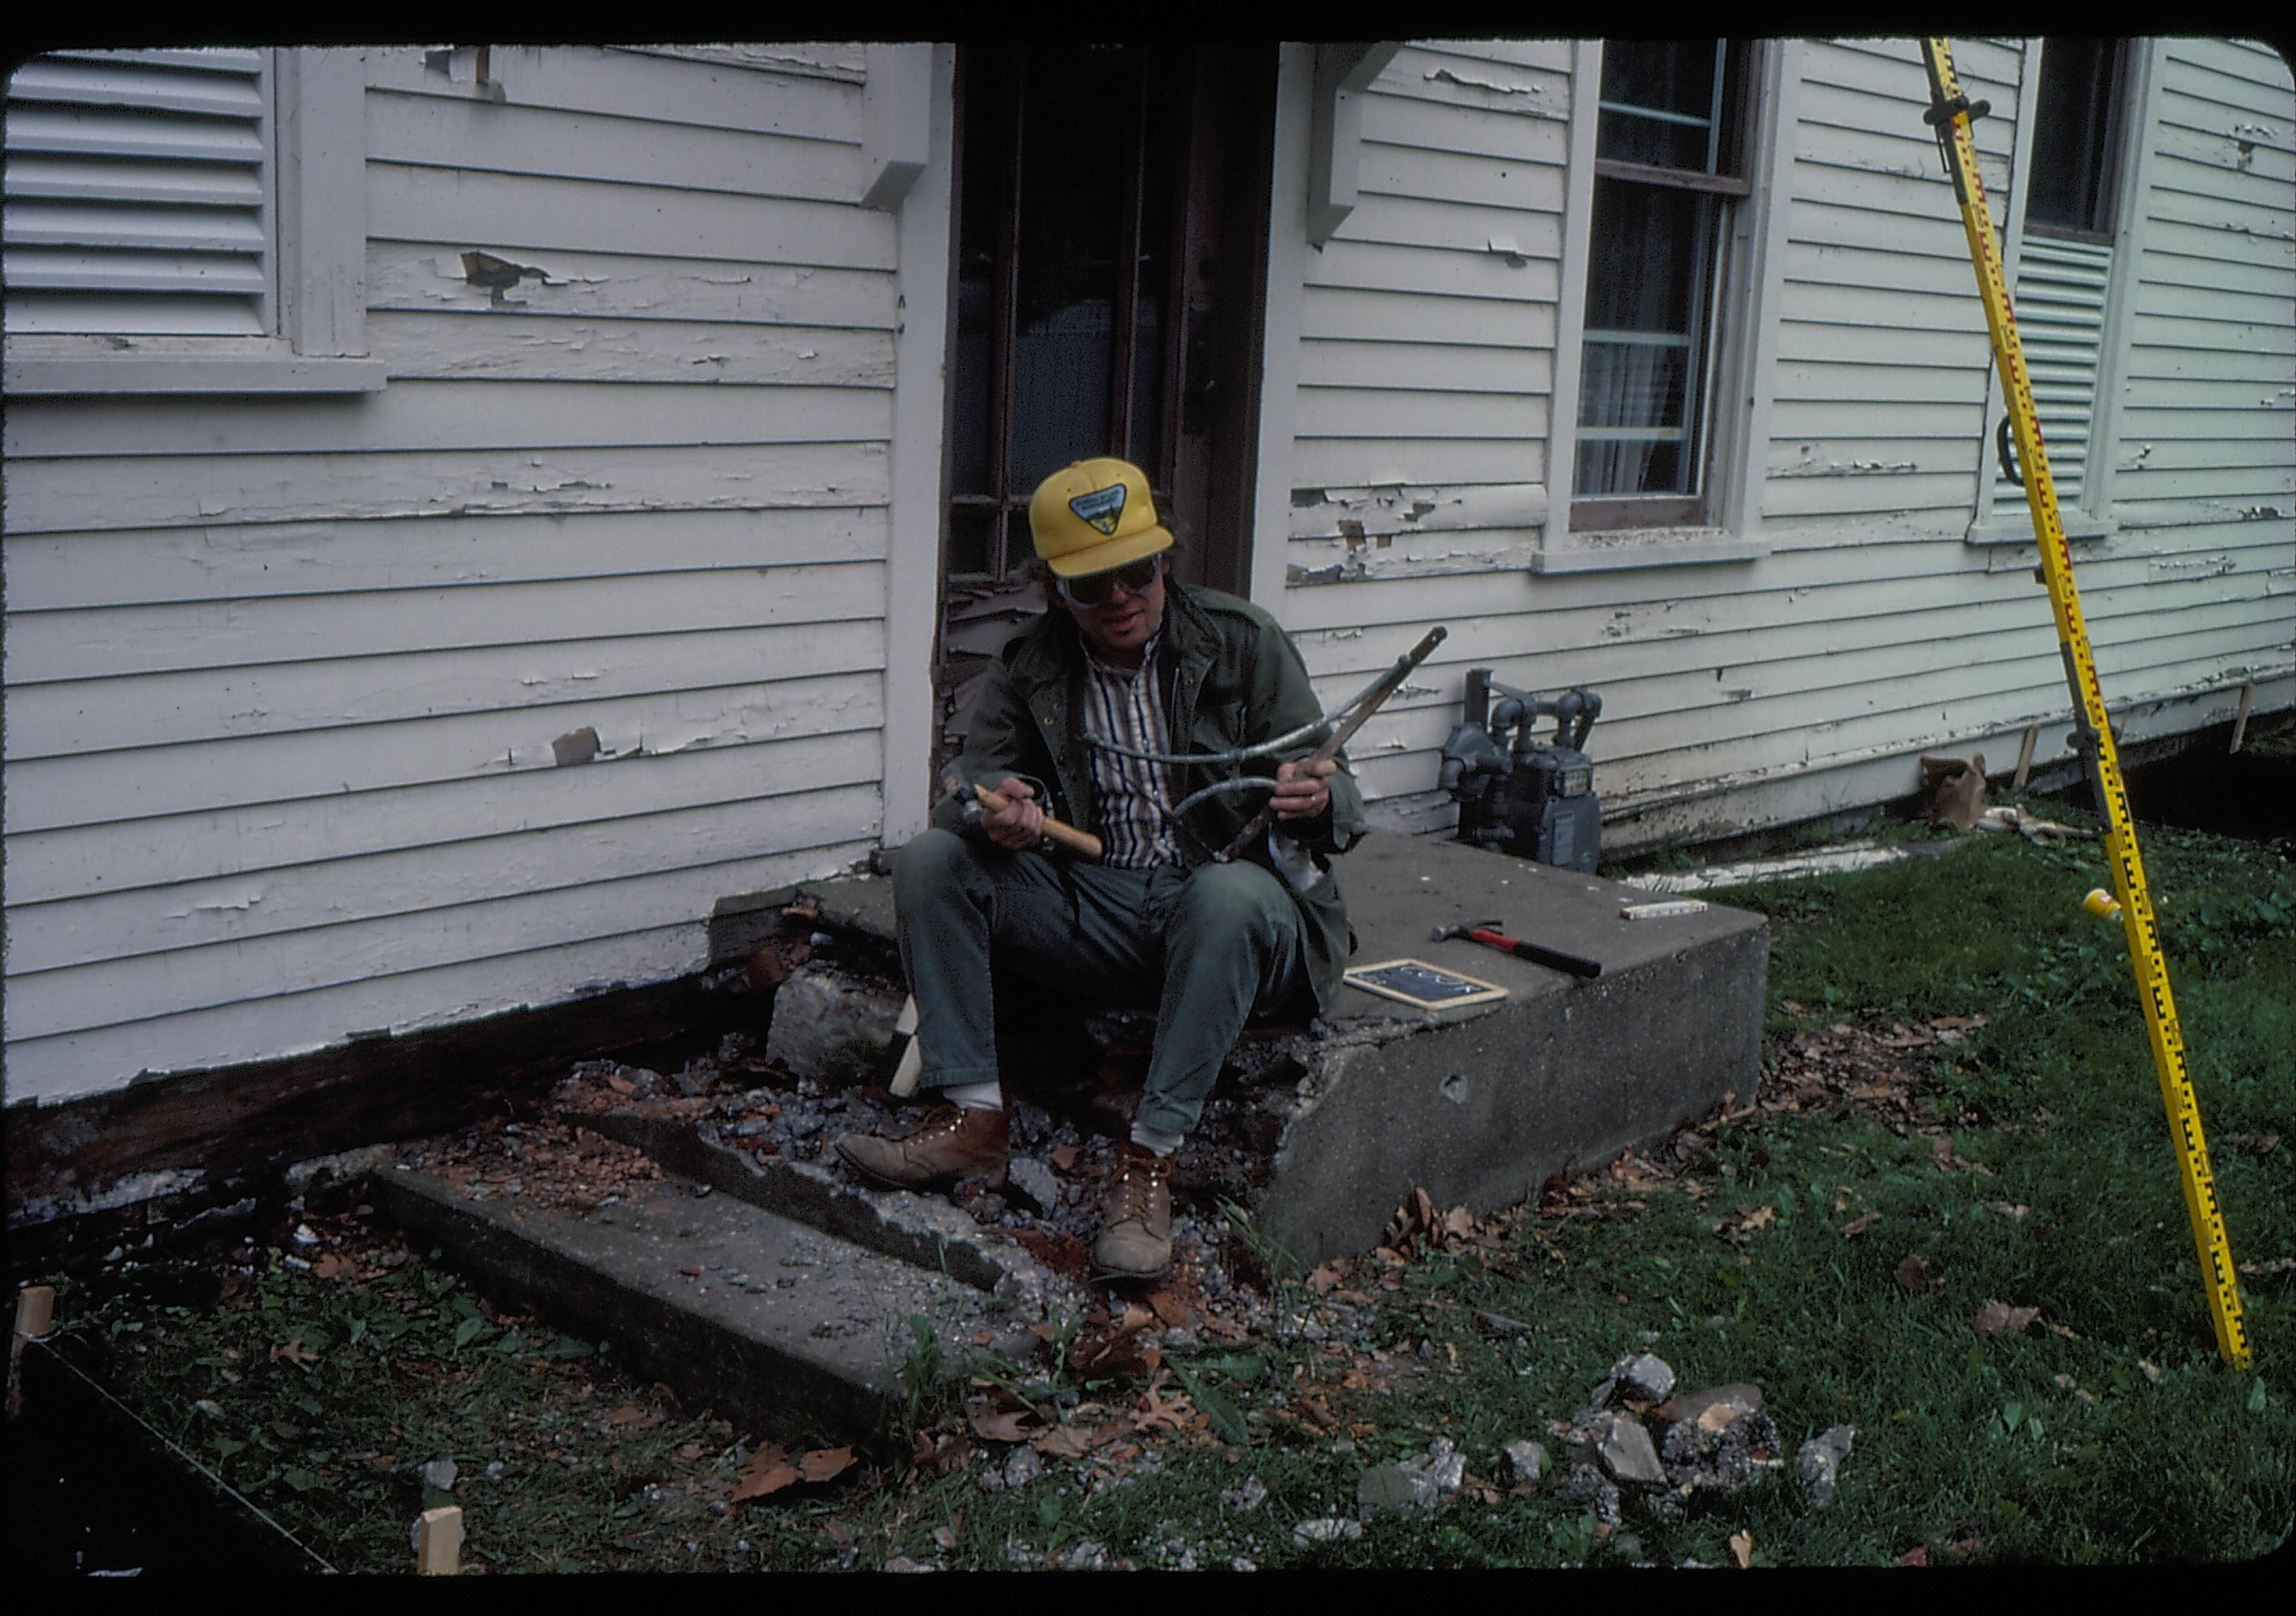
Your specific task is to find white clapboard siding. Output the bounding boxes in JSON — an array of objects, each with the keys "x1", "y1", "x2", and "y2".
[
  {"x1": 1271, "y1": 34, "x2": 2285, "y2": 866},
  {"x1": 7, "y1": 841, "x2": 884, "y2": 1106},
  {"x1": 2, "y1": 44, "x2": 908, "y2": 1106},
  {"x1": 4, "y1": 725, "x2": 885, "y2": 909},
  {"x1": 2110, "y1": 38, "x2": 2296, "y2": 549},
  {"x1": 0, "y1": 505, "x2": 887, "y2": 611}
]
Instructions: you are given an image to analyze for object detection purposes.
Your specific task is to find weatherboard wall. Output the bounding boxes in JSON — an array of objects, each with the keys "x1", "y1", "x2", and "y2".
[
  {"x1": 2, "y1": 45, "x2": 905, "y2": 1106},
  {"x1": 1266, "y1": 37, "x2": 2292, "y2": 851}
]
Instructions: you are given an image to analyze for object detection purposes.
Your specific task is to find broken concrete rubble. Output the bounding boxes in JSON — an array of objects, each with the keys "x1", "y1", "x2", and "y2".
[
  {"x1": 1606, "y1": 1352, "x2": 1676, "y2": 1403},
  {"x1": 1356, "y1": 1435, "x2": 1465, "y2": 1519},
  {"x1": 1585, "y1": 1411, "x2": 1667, "y2": 1485},
  {"x1": 1796, "y1": 1425, "x2": 1856, "y2": 1510},
  {"x1": 1648, "y1": 1381, "x2": 1765, "y2": 1435},
  {"x1": 1499, "y1": 1440, "x2": 1546, "y2": 1488}
]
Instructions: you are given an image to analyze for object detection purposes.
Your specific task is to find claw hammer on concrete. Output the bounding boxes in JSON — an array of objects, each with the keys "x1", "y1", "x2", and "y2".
[{"x1": 1432, "y1": 920, "x2": 1602, "y2": 979}]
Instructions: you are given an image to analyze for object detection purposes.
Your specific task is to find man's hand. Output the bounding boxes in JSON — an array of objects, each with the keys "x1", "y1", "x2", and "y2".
[
  {"x1": 1271, "y1": 757, "x2": 1337, "y2": 821},
  {"x1": 980, "y1": 776, "x2": 1047, "y2": 849}
]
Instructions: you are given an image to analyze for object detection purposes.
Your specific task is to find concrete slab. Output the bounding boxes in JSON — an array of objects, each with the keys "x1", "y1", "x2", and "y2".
[
  {"x1": 791, "y1": 830, "x2": 1767, "y2": 1268},
  {"x1": 578, "y1": 1107, "x2": 1057, "y2": 1306},
  {"x1": 370, "y1": 1160, "x2": 1045, "y2": 1447},
  {"x1": 1254, "y1": 836, "x2": 1767, "y2": 1263}
]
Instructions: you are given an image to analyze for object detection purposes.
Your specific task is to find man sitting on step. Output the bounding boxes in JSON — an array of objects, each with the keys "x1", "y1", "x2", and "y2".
[{"x1": 836, "y1": 456, "x2": 1366, "y2": 1281}]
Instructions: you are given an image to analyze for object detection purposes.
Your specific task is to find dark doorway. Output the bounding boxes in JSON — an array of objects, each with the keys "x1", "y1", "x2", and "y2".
[{"x1": 934, "y1": 43, "x2": 1278, "y2": 770}]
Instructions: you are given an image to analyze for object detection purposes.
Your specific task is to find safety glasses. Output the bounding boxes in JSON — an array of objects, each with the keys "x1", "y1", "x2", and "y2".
[{"x1": 1056, "y1": 556, "x2": 1161, "y2": 607}]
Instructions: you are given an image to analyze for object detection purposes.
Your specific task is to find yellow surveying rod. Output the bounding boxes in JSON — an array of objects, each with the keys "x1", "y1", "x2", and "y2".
[{"x1": 1917, "y1": 38, "x2": 2248, "y2": 1369}]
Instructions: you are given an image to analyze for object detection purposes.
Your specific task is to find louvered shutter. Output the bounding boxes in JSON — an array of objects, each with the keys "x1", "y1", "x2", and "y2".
[
  {"x1": 1996, "y1": 236, "x2": 2114, "y2": 508},
  {"x1": 4, "y1": 49, "x2": 274, "y2": 336}
]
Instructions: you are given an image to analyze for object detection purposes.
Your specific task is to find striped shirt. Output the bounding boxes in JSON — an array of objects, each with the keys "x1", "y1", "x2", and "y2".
[{"x1": 1081, "y1": 629, "x2": 1185, "y2": 870}]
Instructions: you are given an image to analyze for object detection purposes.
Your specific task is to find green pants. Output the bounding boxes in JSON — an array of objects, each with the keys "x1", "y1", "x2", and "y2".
[{"x1": 892, "y1": 828, "x2": 1315, "y2": 1138}]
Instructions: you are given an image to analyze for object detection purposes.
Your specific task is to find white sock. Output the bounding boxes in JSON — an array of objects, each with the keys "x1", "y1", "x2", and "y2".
[
  {"x1": 943, "y1": 1079, "x2": 1004, "y2": 1113},
  {"x1": 1128, "y1": 1121, "x2": 1182, "y2": 1157}
]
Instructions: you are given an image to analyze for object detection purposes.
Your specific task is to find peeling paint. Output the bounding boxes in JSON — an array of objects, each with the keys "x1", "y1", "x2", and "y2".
[
  {"x1": 2144, "y1": 553, "x2": 2236, "y2": 578},
  {"x1": 1426, "y1": 66, "x2": 1545, "y2": 98},
  {"x1": 551, "y1": 726, "x2": 602, "y2": 766}
]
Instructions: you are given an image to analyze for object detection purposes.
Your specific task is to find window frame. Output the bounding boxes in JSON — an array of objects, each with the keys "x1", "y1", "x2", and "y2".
[
  {"x1": 2, "y1": 47, "x2": 382, "y2": 398},
  {"x1": 2021, "y1": 37, "x2": 2133, "y2": 247},
  {"x1": 1542, "y1": 38, "x2": 1786, "y2": 572},
  {"x1": 1964, "y1": 37, "x2": 2156, "y2": 547}
]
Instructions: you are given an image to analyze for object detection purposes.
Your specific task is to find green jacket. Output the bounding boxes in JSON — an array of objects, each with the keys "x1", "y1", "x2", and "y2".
[{"x1": 934, "y1": 583, "x2": 1366, "y2": 1014}]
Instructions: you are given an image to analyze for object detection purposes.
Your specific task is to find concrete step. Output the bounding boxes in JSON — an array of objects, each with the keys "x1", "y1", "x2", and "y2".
[
  {"x1": 575, "y1": 1106, "x2": 1058, "y2": 1303},
  {"x1": 369, "y1": 1152, "x2": 1049, "y2": 1450},
  {"x1": 784, "y1": 829, "x2": 1769, "y2": 1267}
]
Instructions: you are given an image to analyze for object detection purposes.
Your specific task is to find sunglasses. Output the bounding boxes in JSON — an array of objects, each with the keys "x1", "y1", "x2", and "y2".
[{"x1": 1056, "y1": 556, "x2": 1161, "y2": 607}]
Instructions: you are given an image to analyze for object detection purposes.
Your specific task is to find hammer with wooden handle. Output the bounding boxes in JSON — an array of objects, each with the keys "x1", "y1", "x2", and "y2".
[
  {"x1": 887, "y1": 771, "x2": 1106, "y2": 1096},
  {"x1": 941, "y1": 766, "x2": 1105, "y2": 860}
]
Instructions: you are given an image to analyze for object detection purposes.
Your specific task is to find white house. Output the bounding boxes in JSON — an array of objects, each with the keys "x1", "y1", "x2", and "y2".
[{"x1": 4, "y1": 39, "x2": 2289, "y2": 1136}]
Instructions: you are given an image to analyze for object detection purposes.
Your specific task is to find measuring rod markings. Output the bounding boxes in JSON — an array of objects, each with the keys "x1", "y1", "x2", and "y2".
[{"x1": 1919, "y1": 38, "x2": 2249, "y2": 1369}]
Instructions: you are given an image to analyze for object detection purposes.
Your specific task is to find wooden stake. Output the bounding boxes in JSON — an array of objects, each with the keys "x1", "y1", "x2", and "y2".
[
  {"x1": 415, "y1": 1505, "x2": 463, "y2": 1576},
  {"x1": 8, "y1": 1285, "x2": 57, "y2": 1421},
  {"x1": 2013, "y1": 724, "x2": 2039, "y2": 791},
  {"x1": 2230, "y1": 683, "x2": 2254, "y2": 753}
]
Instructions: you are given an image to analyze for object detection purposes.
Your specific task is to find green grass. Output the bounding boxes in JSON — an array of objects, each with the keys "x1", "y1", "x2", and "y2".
[{"x1": 35, "y1": 807, "x2": 2295, "y2": 1568}]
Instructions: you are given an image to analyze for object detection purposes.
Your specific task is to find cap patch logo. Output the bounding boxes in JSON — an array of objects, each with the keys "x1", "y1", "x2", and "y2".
[{"x1": 1068, "y1": 483, "x2": 1128, "y2": 536}]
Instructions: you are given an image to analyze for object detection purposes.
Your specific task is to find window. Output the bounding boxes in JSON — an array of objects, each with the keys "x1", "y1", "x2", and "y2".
[
  {"x1": 1572, "y1": 40, "x2": 1751, "y2": 530},
  {"x1": 2026, "y1": 38, "x2": 2129, "y2": 242},
  {"x1": 1971, "y1": 38, "x2": 2138, "y2": 537},
  {"x1": 3, "y1": 47, "x2": 378, "y2": 395}
]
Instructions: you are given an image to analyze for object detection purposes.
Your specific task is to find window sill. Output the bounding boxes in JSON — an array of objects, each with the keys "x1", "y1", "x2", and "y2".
[
  {"x1": 1964, "y1": 513, "x2": 2115, "y2": 546},
  {"x1": 4, "y1": 352, "x2": 387, "y2": 398},
  {"x1": 1533, "y1": 528, "x2": 1769, "y2": 574}
]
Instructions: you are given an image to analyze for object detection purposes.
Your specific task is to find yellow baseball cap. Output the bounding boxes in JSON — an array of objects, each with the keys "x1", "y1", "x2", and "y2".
[{"x1": 1028, "y1": 458, "x2": 1174, "y2": 579}]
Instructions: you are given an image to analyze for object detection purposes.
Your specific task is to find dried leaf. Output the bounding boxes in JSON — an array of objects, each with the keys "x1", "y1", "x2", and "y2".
[
  {"x1": 269, "y1": 1337, "x2": 318, "y2": 1366},
  {"x1": 1051, "y1": 1145, "x2": 1079, "y2": 1172},
  {"x1": 1135, "y1": 1386, "x2": 1195, "y2": 1433},
  {"x1": 967, "y1": 1405, "x2": 1039, "y2": 1443},
  {"x1": 1307, "y1": 1261, "x2": 1345, "y2": 1295},
  {"x1": 1900, "y1": 1545, "x2": 1929, "y2": 1567},
  {"x1": 605, "y1": 1072, "x2": 637, "y2": 1096},
  {"x1": 1931, "y1": 1135, "x2": 1956, "y2": 1169},
  {"x1": 1729, "y1": 1530, "x2": 1753, "y2": 1569},
  {"x1": 1118, "y1": 1302, "x2": 1157, "y2": 1337},
  {"x1": 1973, "y1": 1301, "x2": 2040, "y2": 1338},
  {"x1": 1030, "y1": 1424, "x2": 1100, "y2": 1459},
  {"x1": 1894, "y1": 1254, "x2": 1931, "y2": 1294},
  {"x1": 731, "y1": 1444, "x2": 796, "y2": 1501},
  {"x1": 311, "y1": 1254, "x2": 346, "y2": 1281},
  {"x1": 1146, "y1": 1288, "x2": 1191, "y2": 1329},
  {"x1": 1738, "y1": 1205, "x2": 1775, "y2": 1233},
  {"x1": 798, "y1": 1446, "x2": 854, "y2": 1484},
  {"x1": 1443, "y1": 1205, "x2": 1477, "y2": 1239},
  {"x1": 1841, "y1": 1212, "x2": 1878, "y2": 1239}
]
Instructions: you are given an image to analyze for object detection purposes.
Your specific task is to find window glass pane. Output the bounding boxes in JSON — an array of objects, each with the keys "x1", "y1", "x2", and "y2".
[
  {"x1": 1601, "y1": 40, "x2": 1718, "y2": 121},
  {"x1": 1576, "y1": 176, "x2": 1719, "y2": 498},
  {"x1": 1577, "y1": 434, "x2": 1684, "y2": 499},
  {"x1": 1598, "y1": 40, "x2": 1719, "y2": 172},
  {"x1": 1596, "y1": 107, "x2": 1710, "y2": 173},
  {"x1": 1007, "y1": 45, "x2": 1128, "y2": 492},
  {"x1": 946, "y1": 507, "x2": 994, "y2": 578},
  {"x1": 2029, "y1": 38, "x2": 2120, "y2": 233},
  {"x1": 948, "y1": 54, "x2": 1012, "y2": 498},
  {"x1": 1583, "y1": 178, "x2": 1710, "y2": 335},
  {"x1": 1127, "y1": 72, "x2": 1175, "y2": 482}
]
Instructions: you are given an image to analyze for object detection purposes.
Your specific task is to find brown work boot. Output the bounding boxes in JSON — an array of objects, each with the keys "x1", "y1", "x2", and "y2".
[
  {"x1": 834, "y1": 1105, "x2": 1008, "y2": 1191},
  {"x1": 1093, "y1": 1143, "x2": 1174, "y2": 1281}
]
